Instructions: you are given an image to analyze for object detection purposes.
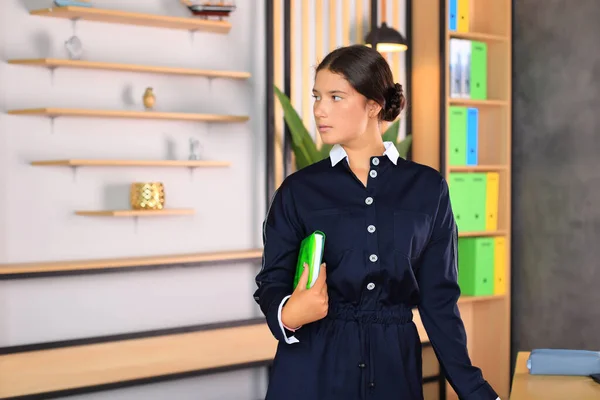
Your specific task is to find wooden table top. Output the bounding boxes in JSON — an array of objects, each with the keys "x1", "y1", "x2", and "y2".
[{"x1": 510, "y1": 351, "x2": 600, "y2": 400}]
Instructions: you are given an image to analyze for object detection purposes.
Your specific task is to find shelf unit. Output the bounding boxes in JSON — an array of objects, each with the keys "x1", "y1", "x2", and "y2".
[
  {"x1": 75, "y1": 209, "x2": 195, "y2": 217},
  {"x1": 8, "y1": 59, "x2": 251, "y2": 80},
  {"x1": 0, "y1": 249, "x2": 263, "y2": 277},
  {"x1": 8, "y1": 108, "x2": 249, "y2": 123},
  {"x1": 30, "y1": 159, "x2": 230, "y2": 168},
  {"x1": 30, "y1": 6, "x2": 231, "y2": 33},
  {"x1": 441, "y1": 0, "x2": 512, "y2": 399}
]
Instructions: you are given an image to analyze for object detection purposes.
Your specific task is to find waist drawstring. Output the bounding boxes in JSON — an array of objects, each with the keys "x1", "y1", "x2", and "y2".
[{"x1": 327, "y1": 304, "x2": 413, "y2": 399}]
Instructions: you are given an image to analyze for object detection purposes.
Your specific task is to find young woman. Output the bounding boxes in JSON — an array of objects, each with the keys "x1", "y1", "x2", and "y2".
[{"x1": 253, "y1": 44, "x2": 500, "y2": 400}]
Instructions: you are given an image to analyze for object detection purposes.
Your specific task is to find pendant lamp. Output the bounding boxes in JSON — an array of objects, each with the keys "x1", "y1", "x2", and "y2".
[{"x1": 365, "y1": 0, "x2": 408, "y2": 52}]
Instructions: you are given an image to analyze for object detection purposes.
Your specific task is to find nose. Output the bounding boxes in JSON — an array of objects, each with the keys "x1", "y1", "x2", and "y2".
[{"x1": 313, "y1": 99, "x2": 327, "y2": 119}]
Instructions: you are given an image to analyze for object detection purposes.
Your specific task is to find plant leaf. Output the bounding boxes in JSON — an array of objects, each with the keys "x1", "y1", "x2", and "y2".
[
  {"x1": 273, "y1": 85, "x2": 320, "y2": 170},
  {"x1": 397, "y1": 134, "x2": 412, "y2": 159},
  {"x1": 319, "y1": 142, "x2": 333, "y2": 159},
  {"x1": 382, "y1": 119, "x2": 400, "y2": 143}
]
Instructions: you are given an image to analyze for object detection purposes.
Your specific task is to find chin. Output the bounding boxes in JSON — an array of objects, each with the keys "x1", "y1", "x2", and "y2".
[{"x1": 319, "y1": 132, "x2": 342, "y2": 146}]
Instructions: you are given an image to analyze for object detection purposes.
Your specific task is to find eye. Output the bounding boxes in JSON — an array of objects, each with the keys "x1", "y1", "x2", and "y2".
[
  {"x1": 312, "y1": 95, "x2": 321, "y2": 101},
  {"x1": 332, "y1": 95, "x2": 342, "y2": 101}
]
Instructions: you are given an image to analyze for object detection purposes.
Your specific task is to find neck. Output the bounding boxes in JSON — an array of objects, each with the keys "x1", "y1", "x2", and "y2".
[{"x1": 341, "y1": 123, "x2": 385, "y2": 168}]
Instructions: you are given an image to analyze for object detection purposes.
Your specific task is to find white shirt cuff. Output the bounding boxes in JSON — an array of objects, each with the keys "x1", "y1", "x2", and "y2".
[{"x1": 277, "y1": 294, "x2": 299, "y2": 344}]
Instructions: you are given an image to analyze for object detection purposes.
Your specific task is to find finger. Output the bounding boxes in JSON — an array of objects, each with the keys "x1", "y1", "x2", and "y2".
[
  {"x1": 314, "y1": 263, "x2": 327, "y2": 288},
  {"x1": 320, "y1": 281, "x2": 328, "y2": 295},
  {"x1": 296, "y1": 262, "x2": 309, "y2": 291}
]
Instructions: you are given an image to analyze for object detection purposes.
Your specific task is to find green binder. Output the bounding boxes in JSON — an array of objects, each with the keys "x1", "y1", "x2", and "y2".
[
  {"x1": 449, "y1": 106, "x2": 468, "y2": 166},
  {"x1": 449, "y1": 173, "x2": 470, "y2": 231},
  {"x1": 293, "y1": 230, "x2": 326, "y2": 290},
  {"x1": 458, "y1": 237, "x2": 495, "y2": 296},
  {"x1": 470, "y1": 41, "x2": 487, "y2": 100},
  {"x1": 469, "y1": 173, "x2": 487, "y2": 231}
]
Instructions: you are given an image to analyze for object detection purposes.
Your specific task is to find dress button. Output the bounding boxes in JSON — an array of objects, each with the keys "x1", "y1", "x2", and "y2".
[
  {"x1": 365, "y1": 197, "x2": 373, "y2": 205},
  {"x1": 367, "y1": 225, "x2": 376, "y2": 233},
  {"x1": 372, "y1": 158, "x2": 379, "y2": 165},
  {"x1": 367, "y1": 282, "x2": 375, "y2": 290},
  {"x1": 358, "y1": 362, "x2": 366, "y2": 368},
  {"x1": 369, "y1": 170, "x2": 377, "y2": 178},
  {"x1": 369, "y1": 382, "x2": 375, "y2": 388},
  {"x1": 369, "y1": 254, "x2": 378, "y2": 262}
]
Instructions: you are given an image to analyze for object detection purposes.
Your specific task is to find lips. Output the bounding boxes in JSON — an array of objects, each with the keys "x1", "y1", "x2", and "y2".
[{"x1": 318, "y1": 124, "x2": 332, "y2": 132}]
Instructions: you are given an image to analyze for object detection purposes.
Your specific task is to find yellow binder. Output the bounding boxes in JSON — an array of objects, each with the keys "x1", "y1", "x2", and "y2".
[
  {"x1": 493, "y1": 236, "x2": 506, "y2": 295},
  {"x1": 457, "y1": 0, "x2": 470, "y2": 32},
  {"x1": 485, "y1": 172, "x2": 499, "y2": 230}
]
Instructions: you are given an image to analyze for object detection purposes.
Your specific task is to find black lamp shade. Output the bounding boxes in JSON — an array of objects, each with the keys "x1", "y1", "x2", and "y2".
[{"x1": 365, "y1": 22, "x2": 408, "y2": 52}]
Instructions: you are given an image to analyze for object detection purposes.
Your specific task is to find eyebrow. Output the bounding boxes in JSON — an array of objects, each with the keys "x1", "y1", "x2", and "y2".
[{"x1": 312, "y1": 89, "x2": 348, "y2": 95}]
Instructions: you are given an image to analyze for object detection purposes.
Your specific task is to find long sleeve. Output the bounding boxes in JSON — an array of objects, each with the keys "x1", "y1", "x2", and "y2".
[
  {"x1": 253, "y1": 180, "x2": 303, "y2": 344},
  {"x1": 416, "y1": 177, "x2": 499, "y2": 400}
]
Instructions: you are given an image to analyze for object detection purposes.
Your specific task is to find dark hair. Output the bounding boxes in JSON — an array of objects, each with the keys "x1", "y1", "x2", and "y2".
[{"x1": 315, "y1": 44, "x2": 406, "y2": 122}]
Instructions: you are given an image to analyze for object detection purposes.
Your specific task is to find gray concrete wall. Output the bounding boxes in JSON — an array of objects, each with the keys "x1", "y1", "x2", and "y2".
[{"x1": 512, "y1": 0, "x2": 600, "y2": 368}]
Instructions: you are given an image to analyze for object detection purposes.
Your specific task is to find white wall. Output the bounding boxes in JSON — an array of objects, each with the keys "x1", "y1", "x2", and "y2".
[{"x1": 0, "y1": 0, "x2": 267, "y2": 398}]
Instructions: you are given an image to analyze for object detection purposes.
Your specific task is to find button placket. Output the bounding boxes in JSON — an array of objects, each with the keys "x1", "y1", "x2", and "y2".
[{"x1": 365, "y1": 157, "x2": 380, "y2": 299}]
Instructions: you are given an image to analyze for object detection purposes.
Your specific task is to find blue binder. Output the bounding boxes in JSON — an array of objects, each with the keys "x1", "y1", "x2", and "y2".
[
  {"x1": 449, "y1": 0, "x2": 457, "y2": 31},
  {"x1": 466, "y1": 107, "x2": 478, "y2": 165}
]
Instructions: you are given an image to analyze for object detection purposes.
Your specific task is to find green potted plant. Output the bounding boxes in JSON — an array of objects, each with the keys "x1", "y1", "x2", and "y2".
[{"x1": 274, "y1": 85, "x2": 412, "y2": 171}]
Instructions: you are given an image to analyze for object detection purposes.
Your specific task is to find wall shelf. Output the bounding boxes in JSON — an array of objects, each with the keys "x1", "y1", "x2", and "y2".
[
  {"x1": 449, "y1": 165, "x2": 508, "y2": 172},
  {"x1": 458, "y1": 230, "x2": 507, "y2": 238},
  {"x1": 30, "y1": 159, "x2": 230, "y2": 168},
  {"x1": 0, "y1": 321, "x2": 275, "y2": 399},
  {"x1": 75, "y1": 209, "x2": 195, "y2": 217},
  {"x1": 30, "y1": 6, "x2": 231, "y2": 33},
  {"x1": 8, "y1": 59, "x2": 251, "y2": 80},
  {"x1": 448, "y1": 31, "x2": 508, "y2": 42},
  {"x1": 448, "y1": 99, "x2": 508, "y2": 107},
  {"x1": 0, "y1": 249, "x2": 263, "y2": 277},
  {"x1": 7, "y1": 108, "x2": 249, "y2": 123}
]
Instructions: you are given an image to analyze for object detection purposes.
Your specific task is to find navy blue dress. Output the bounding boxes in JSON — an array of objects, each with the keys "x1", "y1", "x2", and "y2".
[{"x1": 253, "y1": 143, "x2": 499, "y2": 400}]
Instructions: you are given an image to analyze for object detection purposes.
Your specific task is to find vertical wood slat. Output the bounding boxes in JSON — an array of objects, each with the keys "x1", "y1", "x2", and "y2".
[
  {"x1": 392, "y1": 0, "x2": 400, "y2": 84},
  {"x1": 356, "y1": 0, "x2": 363, "y2": 44},
  {"x1": 273, "y1": 0, "x2": 283, "y2": 187},
  {"x1": 315, "y1": 0, "x2": 324, "y2": 147},
  {"x1": 302, "y1": 1, "x2": 311, "y2": 132},
  {"x1": 342, "y1": 0, "x2": 351, "y2": 46},
  {"x1": 329, "y1": 0, "x2": 337, "y2": 51}
]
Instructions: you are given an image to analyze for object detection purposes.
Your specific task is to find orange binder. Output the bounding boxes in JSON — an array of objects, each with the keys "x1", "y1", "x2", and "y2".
[
  {"x1": 457, "y1": 0, "x2": 470, "y2": 32},
  {"x1": 485, "y1": 172, "x2": 499, "y2": 230},
  {"x1": 493, "y1": 236, "x2": 506, "y2": 295}
]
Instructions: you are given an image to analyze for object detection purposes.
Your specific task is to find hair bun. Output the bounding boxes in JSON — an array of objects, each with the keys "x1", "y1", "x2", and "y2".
[{"x1": 382, "y1": 83, "x2": 406, "y2": 122}]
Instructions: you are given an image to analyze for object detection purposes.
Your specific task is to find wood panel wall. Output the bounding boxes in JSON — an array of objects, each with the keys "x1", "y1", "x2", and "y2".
[{"x1": 270, "y1": 0, "x2": 408, "y2": 188}]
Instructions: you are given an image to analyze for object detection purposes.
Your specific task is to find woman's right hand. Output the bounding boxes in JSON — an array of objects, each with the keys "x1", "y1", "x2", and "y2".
[{"x1": 281, "y1": 262, "x2": 328, "y2": 329}]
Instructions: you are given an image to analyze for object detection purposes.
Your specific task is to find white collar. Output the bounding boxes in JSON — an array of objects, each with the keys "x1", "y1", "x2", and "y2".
[{"x1": 329, "y1": 141, "x2": 400, "y2": 167}]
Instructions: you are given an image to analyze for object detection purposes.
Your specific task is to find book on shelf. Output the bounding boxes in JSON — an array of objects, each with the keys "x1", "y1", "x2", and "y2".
[{"x1": 449, "y1": 38, "x2": 487, "y2": 100}]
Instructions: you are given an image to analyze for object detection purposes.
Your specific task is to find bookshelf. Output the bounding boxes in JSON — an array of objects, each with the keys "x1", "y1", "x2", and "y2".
[
  {"x1": 442, "y1": 0, "x2": 512, "y2": 399},
  {"x1": 410, "y1": 0, "x2": 512, "y2": 398}
]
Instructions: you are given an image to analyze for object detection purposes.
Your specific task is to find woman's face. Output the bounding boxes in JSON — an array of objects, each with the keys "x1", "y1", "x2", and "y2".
[{"x1": 312, "y1": 69, "x2": 379, "y2": 146}]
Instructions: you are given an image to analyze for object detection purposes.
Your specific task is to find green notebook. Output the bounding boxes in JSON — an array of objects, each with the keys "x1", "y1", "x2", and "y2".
[{"x1": 293, "y1": 230, "x2": 326, "y2": 290}]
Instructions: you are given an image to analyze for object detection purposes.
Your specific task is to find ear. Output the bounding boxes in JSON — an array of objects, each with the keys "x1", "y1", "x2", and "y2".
[{"x1": 366, "y1": 99, "x2": 382, "y2": 119}]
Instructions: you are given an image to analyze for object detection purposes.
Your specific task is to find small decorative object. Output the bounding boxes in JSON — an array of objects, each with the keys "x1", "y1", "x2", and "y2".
[
  {"x1": 64, "y1": 35, "x2": 83, "y2": 60},
  {"x1": 180, "y1": 0, "x2": 236, "y2": 20},
  {"x1": 130, "y1": 182, "x2": 165, "y2": 210},
  {"x1": 189, "y1": 137, "x2": 202, "y2": 160},
  {"x1": 143, "y1": 87, "x2": 155, "y2": 110}
]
